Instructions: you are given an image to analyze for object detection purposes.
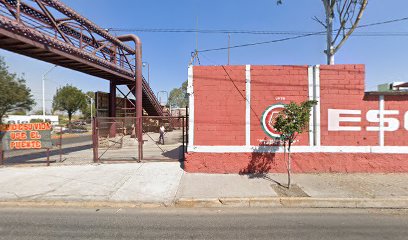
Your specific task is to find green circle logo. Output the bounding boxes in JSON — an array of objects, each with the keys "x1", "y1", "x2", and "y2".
[{"x1": 261, "y1": 103, "x2": 285, "y2": 139}]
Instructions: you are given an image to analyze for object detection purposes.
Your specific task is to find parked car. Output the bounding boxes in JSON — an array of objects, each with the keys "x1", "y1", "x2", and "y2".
[{"x1": 52, "y1": 126, "x2": 68, "y2": 134}]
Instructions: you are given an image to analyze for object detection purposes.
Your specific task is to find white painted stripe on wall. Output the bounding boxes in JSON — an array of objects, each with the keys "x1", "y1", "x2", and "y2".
[
  {"x1": 379, "y1": 95, "x2": 385, "y2": 146},
  {"x1": 187, "y1": 65, "x2": 194, "y2": 146},
  {"x1": 245, "y1": 65, "x2": 251, "y2": 146},
  {"x1": 314, "y1": 65, "x2": 321, "y2": 146},
  {"x1": 188, "y1": 145, "x2": 408, "y2": 154},
  {"x1": 308, "y1": 66, "x2": 314, "y2": 146}
]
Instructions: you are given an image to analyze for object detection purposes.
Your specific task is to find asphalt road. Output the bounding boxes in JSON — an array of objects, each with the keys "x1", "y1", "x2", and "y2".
[
  {"x1": 0, "y1": 208, "x2": 407, "y2": 240},
  {"x1": 51, "y1": 134, "x2": 92, "y2": 146}
]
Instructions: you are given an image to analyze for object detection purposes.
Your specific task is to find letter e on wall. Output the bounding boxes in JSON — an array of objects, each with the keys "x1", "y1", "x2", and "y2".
[{"x1": 328, "y1": 109, "x2": 361, "y2": 131}]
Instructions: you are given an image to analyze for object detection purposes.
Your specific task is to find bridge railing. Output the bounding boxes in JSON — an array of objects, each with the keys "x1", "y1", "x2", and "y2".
[{"x1": 0, "y1": 0, "x2": 136, "y2": 78}]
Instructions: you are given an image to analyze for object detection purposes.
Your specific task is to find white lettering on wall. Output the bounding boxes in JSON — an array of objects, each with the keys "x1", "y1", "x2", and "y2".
[
  {"x1": 405, "y1": 111, "x2": 408, "y2": 130},
  {"x1": 328, "y1": 109, "x2": 361, "y2": 131},
  {"x1": 275, "y1": 97, "x2": 286, "y2": 101},
  {"x1": 366, "y1": 110, "x2": 399, "y2": 132}
]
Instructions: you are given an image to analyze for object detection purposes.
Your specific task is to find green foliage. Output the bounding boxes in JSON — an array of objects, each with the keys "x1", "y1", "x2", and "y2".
[
  {"x1": 11, "y1": 109, "x2": 27, "y2": 115},
  {"x1": 52, "y1": 85, "x2": 87, "y2": 123},
  {"x1": 81, "y1": 91, "x2": 95, "y2": 120},
  {"x1": 168, "y1": 80, "x2": 188, "y2": 108},
  {"x1": 30, "y1": 118, "x2": 45, "y2": 123},
  {"x1": 33, "y1": 110, "x2": 44, "y2": 115},
  {"x1": 59, "y1": 115, "x2": 69, "y2": 125},
  {"x1": 273, "y1": 100, "x2": 317, "y2": 189},
  {"x1": 274, "y1": 100, "x2": 317, "y2": 146},
  {"x1": 0, "y1": 57, "x2": 35, "y2": 123}
]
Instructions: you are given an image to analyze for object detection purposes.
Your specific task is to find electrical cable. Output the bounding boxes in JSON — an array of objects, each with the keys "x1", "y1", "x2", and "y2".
[
  {"x1": 107, "y1": 16, "x2": 408, "y2": 35},
  {"x1": 198, "y1": 16, "x2": 408, "y2": 53}
]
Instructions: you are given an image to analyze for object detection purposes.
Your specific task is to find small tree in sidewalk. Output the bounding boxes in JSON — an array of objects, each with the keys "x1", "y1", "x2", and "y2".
[{"x1": 273, "y1": 100, "x2": 317, "y2": 189}]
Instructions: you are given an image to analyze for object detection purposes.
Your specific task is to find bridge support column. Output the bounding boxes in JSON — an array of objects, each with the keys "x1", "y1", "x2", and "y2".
[
  {"x1": 135, "y1": 53, "x2": 143, "y2": 161},
  {"x1": 109, "y1": 81, "x2": 117, "y2": 137},
  {"x1": 117, "y1": 34, "x2": 143, "y2": 162}
]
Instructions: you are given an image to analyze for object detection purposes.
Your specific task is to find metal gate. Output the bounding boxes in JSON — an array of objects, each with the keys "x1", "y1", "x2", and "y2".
[
  {"x1": 93, "y1": 116, "x2": 187, "y2": 162},
  {"x1": 93, "y1": 117, "x2": 140, "y2": 162},
  {"x1": 141, "y1": 116, "x2": 187, "y2": 161}
]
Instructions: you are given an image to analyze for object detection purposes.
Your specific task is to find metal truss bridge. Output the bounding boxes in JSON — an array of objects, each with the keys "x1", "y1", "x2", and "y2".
[{"x1": 0, "y1": 0, "x2": 165, "y2": 118}]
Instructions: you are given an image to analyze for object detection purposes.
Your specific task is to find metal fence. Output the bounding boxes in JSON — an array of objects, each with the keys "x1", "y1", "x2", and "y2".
[
  {"x1": 93, "y1": 116, "x2": 187, "y2": 163},
  {"x1": 141, "y1": 116, "x2": 186, "y2": 161},
  {"x1": 0, "y1": 116, "x2": 187, "y2": 167},
  {"x1": 0, "y1": 125, "x2": 93, "y2": 167},
  {"x1": 93, "y1": 117, "x2": 140, "y2": 162}
]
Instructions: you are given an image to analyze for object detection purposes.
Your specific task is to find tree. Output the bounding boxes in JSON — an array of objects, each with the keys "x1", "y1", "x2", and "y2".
[
  {"x1": 273, "y1": 100, "x2": 317, "y2": 189},
  {"x1": 52, "y1": 85, "x2": 87, "y2": 125},
  {"x1": 81, "y1": 91, "x2": 95, "y2": 120},
  {"x1": 33, "y1": 110, "x2": 44, "y2": 115},
  {"x1": 0, "y1": 57, "x2": 35, "y2": 123},
  {"x1": 278, "y1": 0, "x2": 368, "y2": 65},
  {"x1": 11, "y1": 109, "x2": 27, "y2": 116},
  {"x1": 168, "y1": 80, "x2": 188, "y2": 108}
]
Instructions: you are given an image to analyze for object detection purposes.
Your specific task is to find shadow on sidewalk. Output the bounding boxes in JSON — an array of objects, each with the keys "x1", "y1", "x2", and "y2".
[
  {"x1": 239, "y1": 141, "x2": 285, "y2": 187},
  {"x1": 3, "y1": 144, "x2": 92, "y2": 165}
]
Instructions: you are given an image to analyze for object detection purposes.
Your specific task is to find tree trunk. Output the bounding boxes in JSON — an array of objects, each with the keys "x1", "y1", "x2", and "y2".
[
  {"x1": 283, "y1": 141, "x2": 286, "y2": 187},
  {"x1": 68, "y1": 112, "x2": 72, "y2": 133},
  {"x1": 287, "y1": 141, "x2": 292, "y2": 189},
  {"x1": 323, "y1": 0, "x2": 335, "y2": 65}
]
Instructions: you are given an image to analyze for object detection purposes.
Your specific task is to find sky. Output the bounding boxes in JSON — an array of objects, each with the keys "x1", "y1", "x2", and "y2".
[{"x1": 1, "y1": 0, "x2": 408, "y2": 113}]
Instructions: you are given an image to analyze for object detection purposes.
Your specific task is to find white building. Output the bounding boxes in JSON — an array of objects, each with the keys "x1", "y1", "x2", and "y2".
[{"x1": 3, "y1": 115, "x2": 59, "y2": 126}]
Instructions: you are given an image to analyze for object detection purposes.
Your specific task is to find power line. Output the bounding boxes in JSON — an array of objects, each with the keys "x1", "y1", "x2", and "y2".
[
  {"x1": 200, "y1": 31, "x2": 324, "y2": 53},
  {"x1": 107, "y1": 28, "x2": 408, "y2": 37},
  {"x1": 109, "y1": 28, "x2": 317, "y2": 35},
  {"x1": 107, "y1": 16, "x2": 408, "y2": 35},
  {"x1": 357, "y1": 16, "x2": 408, "y2": 28},
  {"x1": 197, "y1": 16, "x2": 408, "y2": 53}
]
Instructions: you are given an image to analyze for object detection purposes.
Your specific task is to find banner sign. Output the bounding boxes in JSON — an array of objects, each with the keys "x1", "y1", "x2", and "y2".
[{"x1": 0, "y1": 123, "x2": 52, "y2": 151}]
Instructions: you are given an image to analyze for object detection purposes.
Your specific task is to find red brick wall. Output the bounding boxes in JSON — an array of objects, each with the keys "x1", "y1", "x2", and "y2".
[
  {"x1": 319, "y1": 65, "x2": 379, "y2": 146},
  {"x1": 188, "y1": 64, "x2": 408, "y2": 173},
  {"x1": 250, "y1": 65, "x2": 310, "y2": 146},
  {"x1": 193, "y1": 66, "x2": 246, "y2": 145},
  {"x1": 193, "y1": 64, "x2": 408, "y2": 147},
  {"x1": 384, "y1": 95, "x2": 408, "y2": 146},
  {"x1": 193, "y1": 65, "x2": 311, "y2": 146},
  {"x1": 185, "y1": 152, "x2": 408, "y2": 173}
]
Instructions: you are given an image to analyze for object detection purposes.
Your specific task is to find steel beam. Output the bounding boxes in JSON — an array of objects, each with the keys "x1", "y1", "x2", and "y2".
[
  {"x1": 109, "y1": 81, "x2": 117, "y2": 137},
  {"x1": 117, "y1": 34, "x2": 143, "y2": 161}
]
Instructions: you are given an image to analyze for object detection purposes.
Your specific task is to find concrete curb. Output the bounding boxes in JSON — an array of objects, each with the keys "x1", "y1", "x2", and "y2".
[
  {"x1": 0, "y1": 200, "x2": 167, "y2": 209},
  {"x1": 1, "y1": 197, "x2": 408, "y2": 209},
  {"x1": 175, "y1": 197, "x2": 408, "y2": 209}
]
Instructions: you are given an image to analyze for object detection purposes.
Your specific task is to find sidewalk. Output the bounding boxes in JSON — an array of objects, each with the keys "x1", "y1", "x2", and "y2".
[{"x1": 0, "y1": 162, "x2": 407, "y2": 208}]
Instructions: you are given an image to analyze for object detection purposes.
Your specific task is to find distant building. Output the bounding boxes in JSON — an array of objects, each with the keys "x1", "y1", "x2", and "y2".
[
  {"x1": 377, "y1": 82, "x2": 408, "y2": 92},
  {"x1": 3, "y1": 115, "x2": 59, "y2": 126},
  {"x1": 171, "y1": 108, "x2": 187, "y2": 117}
]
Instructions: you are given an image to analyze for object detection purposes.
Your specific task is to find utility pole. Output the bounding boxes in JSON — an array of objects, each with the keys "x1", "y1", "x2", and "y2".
[
  {"x1": 195, "y1": 16, "x2": 198, "y2": 52},
  {"x1": 142, "y1": 62, "x2": 150, "y2": 85},
  {"x1": 85, "y1": 95, "x2": 94, "y2": 130},
  {"x1": 42, "y1": 65, "x2": 58, "y2": 121},
  {"x1": 195, "y1": 16, "x2": 199, "y2": 65}
]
